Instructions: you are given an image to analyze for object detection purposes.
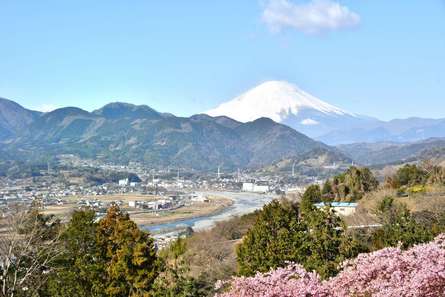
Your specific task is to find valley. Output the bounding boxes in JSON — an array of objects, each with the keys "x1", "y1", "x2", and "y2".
[{"x1": 2, "y1": 1, "x2": 444, "y2": 295}]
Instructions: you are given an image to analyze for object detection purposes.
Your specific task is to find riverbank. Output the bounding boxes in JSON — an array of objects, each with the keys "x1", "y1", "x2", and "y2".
[
  {"x1": 144, "y1": 191, "x2": 276, "y2": 234},
  {"x1": 41, "y1": 193, "x2": 233, "y2": 226},
  {"x1": 129, "y1": 195, "x2": 233, "y2": 225}
]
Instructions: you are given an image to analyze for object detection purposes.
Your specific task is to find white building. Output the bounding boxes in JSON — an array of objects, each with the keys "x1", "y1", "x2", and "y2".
[
  {"x1": 314, "y1": 202, "x2": 357, "y2": 216},
  {"x1": 242, "y1": 182, "x2": 255, "y2": 192},
  {"x1": 242, "y1": 182, "x2": 270, "y2": 193},
  {"x1": 118, "y1": 178, "x2": 129, "y2": 186}
]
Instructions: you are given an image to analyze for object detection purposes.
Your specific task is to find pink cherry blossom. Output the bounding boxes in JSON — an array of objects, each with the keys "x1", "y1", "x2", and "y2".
[{"x1": 217, "y1": 234, "x2": 445, "y2": 297}]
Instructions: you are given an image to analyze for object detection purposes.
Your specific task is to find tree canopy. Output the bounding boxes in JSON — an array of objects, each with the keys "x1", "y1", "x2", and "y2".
[
  {"x1": 322, "y1": 166, "x2": 379, "y2": 202},
  {"x1": 46, "y1": 206, "x2": 159, "y2": 297},
  {"x1": 236, "y1": 199, "x2": 361, "y2": 279}
]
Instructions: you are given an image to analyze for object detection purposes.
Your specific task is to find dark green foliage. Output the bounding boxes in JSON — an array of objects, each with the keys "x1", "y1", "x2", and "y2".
[
  {"x1": 0, "y1": 159, "x2": 48, "y2": 178},
  {"x1": 0, "y1": 99, "x2": 331, "y2": 171},
  {"x1": 371, "y1": 196, "x2": 433, "y2": 250},
  {"x1": 46, "y1": 210, "x2": 105, "y2": 297},
  {"x1": 96, "y1": 206, "x2": 159, "y2": 297},
  {"x1": 47, "y1": 207, "x2": 159, "y2": 297},
  {"x1": 323, "y1": 166, "x2": 379, "y2": 202},
  {"x1": 236, "y1": 200, "x2": 305, "y2": 276},
  {"x1": 300, "y1": 185, "x2": 322, "y2": 213},
  {"x1": 389, "y1": 164, "x2": 428, "y2": 188},
  {"x1": 321, "y1": 180, "x2": 334, "y2": 201},
  {"x1": 303, "y1": 208, "x2": 364, "y2": 278},
  {"x1": 236, "y1": 199, "x2": 360, "y2": 279}
]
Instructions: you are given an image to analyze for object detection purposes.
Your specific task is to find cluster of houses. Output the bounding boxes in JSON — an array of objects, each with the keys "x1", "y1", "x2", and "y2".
[{"x1": 127, "y1": 193, "x2": 209, "y2": 211}]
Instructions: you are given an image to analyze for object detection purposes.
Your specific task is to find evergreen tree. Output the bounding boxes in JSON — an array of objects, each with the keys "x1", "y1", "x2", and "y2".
[
  {"x1": 48, "y1": 206, "x2": 159, "y2": 297},
  {"x1": 46, "y1": 210, "x2": 105, "y2": 297},
  {"x1": 236, "y1": 200, "x2": 306, "y2": 276},
  {"x1": 236, "y1": 199, "x2": 360, "y2": 278},
  {"x1": 391, "y1": 164, "x2": 428, "y2": 188},
  {"x1": 303, "y1": 208, "x2": 363, "y2": 278},
  {"x1": 96, "y1": 206, "x2": 159, "y2": 297},
  {"x1": 300, "y1": 185, "x2": 322, "y2": 214},
  {"x1": 325, "y1": 167, "x2": 379, "y2": 201},
  {"x1": 321, "y1": 180, "x2": 334, "y2": 201},
  {"x1": 372, "y1": 196, "x2": 433, "y2": 250}
]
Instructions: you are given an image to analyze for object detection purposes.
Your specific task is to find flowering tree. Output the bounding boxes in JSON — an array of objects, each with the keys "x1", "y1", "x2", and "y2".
[
  {"x1": 215, "y1": 264, "x2": 329, "y2": 297},
  {"x1": 329, "y1": 234, "x2": 445, "y2": 297},
  {"x1": 217, "y1": 234, "x2": 445, "y2": 297}
]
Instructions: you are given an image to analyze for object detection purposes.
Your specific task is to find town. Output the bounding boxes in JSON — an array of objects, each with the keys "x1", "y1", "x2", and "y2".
[{"x1": 0, "y1": 154, "x2": 342, "y2": 212}]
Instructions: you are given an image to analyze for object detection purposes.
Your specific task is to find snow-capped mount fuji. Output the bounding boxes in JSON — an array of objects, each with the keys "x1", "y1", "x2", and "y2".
[
  {"x1": 206, "y1": 81, "x2": 378, "y2": 140},
  {"x1": 207, "y1": 81, "x2": 351, "y2": 122}
]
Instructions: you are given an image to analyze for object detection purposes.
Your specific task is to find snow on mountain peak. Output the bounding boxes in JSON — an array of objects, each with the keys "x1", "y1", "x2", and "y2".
[{"x1": 206, "y1": 81, "x2": 352, "y2": 123}]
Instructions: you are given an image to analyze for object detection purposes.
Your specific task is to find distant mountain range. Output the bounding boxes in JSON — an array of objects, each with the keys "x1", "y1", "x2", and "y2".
[
  {"x1": 206, "y1": 81, "x2": 445, "y2": 145},
  {"x1": 0, "y1": 98, "x2": 41, "y2": 140},
  {"x1": 3, "y1": 81, "x2": 444, "y2": 171},
  {"x1": 338, "y1": 138, "x2": 445, "y2": 166},
  {"x1": 0, "y1": 97, "x2": 348, "y2": 171}
]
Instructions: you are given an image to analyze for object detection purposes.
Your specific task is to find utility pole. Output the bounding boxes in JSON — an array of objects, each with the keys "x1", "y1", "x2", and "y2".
[
  {"x1": 292, "y1": 161, "x2": 296, "y2": 177},
  {"x1": 151, "y1": 174, "x2": 157, "y2": 195}
]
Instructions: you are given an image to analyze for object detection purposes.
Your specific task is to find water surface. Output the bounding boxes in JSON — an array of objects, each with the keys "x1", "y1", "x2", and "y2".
[{"x1": 143, "y1": 191, "x2": 275, "y2": 233}]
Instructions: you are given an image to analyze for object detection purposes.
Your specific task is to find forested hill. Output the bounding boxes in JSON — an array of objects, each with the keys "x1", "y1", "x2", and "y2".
[{"x1": 0, "y1": 98, "x2": 346, "y2": 170}]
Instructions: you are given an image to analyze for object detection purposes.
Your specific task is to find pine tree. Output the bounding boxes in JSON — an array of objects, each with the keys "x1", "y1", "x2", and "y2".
[
  {"x1": 300, "y1": 184, "x2": 322, "y2": 214},
  {"x1": 96, "y1": 206, "x2": 159, "y2": 297},
  {"x1": 46, "y1": 210, "x2": 106, "y2": 297},
  {"x1": 48, "y1": 206, "x2": 159, "y2": 297},
  {"x1": 236, "y1": 199, "x2": 360, "y2": 278},
  {"x1": 236, "y1": 199, "x2": 306, "y2": 276}
]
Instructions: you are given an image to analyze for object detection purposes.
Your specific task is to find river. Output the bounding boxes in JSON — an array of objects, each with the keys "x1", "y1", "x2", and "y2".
[{"x1": 142, "y1": 191, "x2": 276, "y2": 234}]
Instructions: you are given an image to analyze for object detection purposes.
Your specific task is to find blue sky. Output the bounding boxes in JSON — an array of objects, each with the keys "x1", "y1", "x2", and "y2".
[{"x1": 0, "y1": 0, "x2": 444, "y2": 120}]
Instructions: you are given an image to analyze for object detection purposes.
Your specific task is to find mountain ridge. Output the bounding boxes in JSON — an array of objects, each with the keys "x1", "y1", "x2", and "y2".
[
  {"x1": 0, "y1": 98, "x2": 41, "y2": 140},
  {"x1": 206, "y1": 81, "x2": 445, "y2": 144},
  {"x1": 337, "y1": 137, "x2": 445, "y2": 166},
  {"x1": 0, "y1": 97, "x2": 345, "y2": 171},
  {"x1": 207, "y1": 81, "x2": 354, "y2": 122}
]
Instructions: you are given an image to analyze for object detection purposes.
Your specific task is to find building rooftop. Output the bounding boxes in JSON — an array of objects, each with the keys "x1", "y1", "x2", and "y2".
[{"x1": 314, "y1": 202, "x2": 358, "y2": 208}]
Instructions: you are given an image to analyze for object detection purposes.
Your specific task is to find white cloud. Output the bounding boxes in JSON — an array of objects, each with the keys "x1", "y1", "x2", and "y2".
[
  {"x1": 34, "y1": 104, "x2": 59, "y2": 112},
  {"x1": 301, "y1": 118, "x2": 319, "y2": 125},
  {"x1": 262, "y1": 0, "x2": 360, "y2": 35}
]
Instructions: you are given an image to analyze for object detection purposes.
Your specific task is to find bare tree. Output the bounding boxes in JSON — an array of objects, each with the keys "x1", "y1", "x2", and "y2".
[{"x1": 0, "y1": 207, "x2": 61, "y2": 297}]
